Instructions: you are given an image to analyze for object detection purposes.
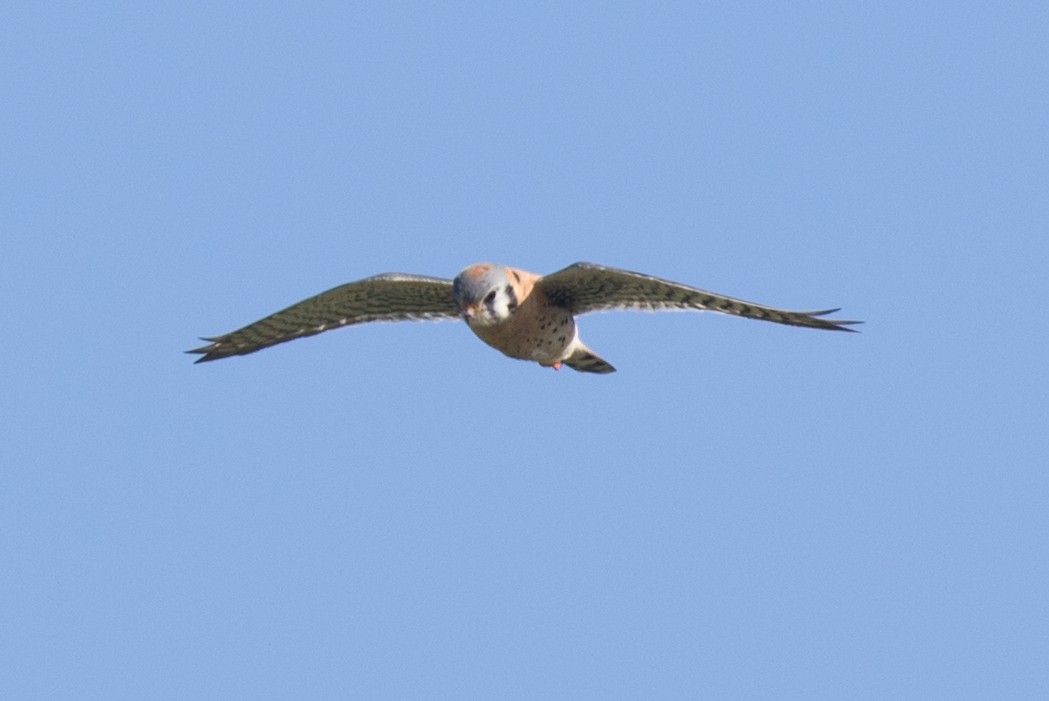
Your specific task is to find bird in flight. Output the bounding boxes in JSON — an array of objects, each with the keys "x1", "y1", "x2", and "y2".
[{"x1": 188, "y1": 262, "x2": 860, "y2": 373}]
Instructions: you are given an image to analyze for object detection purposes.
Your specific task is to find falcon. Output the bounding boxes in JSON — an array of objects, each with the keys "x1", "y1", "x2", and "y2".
[{"x1": 188, "y1": 262, "x2": 860, "y2": 373}]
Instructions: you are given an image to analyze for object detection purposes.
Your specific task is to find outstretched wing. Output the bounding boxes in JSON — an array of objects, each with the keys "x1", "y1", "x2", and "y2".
[
  {"x1": 537, "y1": 262, "x2": 861, "y2": 332},
  {"x1": 188, "y1": 273, "x2": 460, "y2": 362}
]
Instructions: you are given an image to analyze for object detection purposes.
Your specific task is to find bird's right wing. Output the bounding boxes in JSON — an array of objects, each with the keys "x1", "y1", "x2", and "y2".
[{"x1": 188, "y1": 273, "x2": 460, "y2": 362}]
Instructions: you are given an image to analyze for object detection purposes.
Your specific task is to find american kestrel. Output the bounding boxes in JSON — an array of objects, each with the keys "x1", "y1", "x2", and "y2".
[{"x1": 188, "y1": 262, "x2": 860, "y2": 373}]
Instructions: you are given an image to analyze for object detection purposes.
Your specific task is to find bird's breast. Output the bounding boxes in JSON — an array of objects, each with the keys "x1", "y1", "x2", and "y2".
[{"x1": 467, "y1": 294, "x2": 576, "y2": 363}]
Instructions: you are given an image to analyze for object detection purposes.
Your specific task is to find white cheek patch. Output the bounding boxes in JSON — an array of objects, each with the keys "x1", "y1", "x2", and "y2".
[
  {"x1": 492, "y1": 287, "x2": 519, "y2": 320},
  {"x1": 493, "y1": 298, "x2": 512, "y2": 318}
]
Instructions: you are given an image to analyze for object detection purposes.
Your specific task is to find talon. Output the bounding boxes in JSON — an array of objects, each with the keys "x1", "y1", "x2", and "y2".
[{"x1": 552, "y1": 362, "x2": 562, "y2": 371}]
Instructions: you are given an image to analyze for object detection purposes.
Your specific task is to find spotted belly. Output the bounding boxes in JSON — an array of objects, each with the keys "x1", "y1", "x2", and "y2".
[{"x1": 469, "y1": 304, "x2": 577, "y2": 365}]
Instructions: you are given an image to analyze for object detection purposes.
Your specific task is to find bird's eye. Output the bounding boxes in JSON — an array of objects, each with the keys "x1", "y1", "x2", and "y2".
[{"x1": 483, "y1": 290, "x2": 497, "y2": 304}]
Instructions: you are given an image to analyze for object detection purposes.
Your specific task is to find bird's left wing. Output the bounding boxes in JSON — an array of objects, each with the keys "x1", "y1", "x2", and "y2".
[
  {"x1": 537, "y1": 262, "x2": 861, "y2": 332},
  {"x1": 188, "y1": 273, "x2": 459, "y2": 362}
]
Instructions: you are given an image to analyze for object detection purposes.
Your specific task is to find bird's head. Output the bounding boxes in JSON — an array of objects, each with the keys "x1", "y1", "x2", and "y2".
[{"x1": 452, "y1": 264, "x2": 519, "y2": 326}]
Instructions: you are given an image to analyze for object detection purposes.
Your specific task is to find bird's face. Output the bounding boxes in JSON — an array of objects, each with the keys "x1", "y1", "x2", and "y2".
[{"x1": 452, "y1": 264, "x2": 519, "y2": 327}]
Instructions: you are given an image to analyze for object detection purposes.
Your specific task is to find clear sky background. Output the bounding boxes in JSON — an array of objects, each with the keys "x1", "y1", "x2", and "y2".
[{"x1": 3, "y1": 2, "x2": 1047, "y2": 699}]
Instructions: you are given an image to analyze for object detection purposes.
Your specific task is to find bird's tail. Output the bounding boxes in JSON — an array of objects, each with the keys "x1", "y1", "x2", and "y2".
[{"x1": 563, "y1": 346, "x2": 616, "y2": 374}]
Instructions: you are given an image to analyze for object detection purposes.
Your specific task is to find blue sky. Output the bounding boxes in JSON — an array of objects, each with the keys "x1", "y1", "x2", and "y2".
[{"x1": 3, "y1": 2, "x2": 1047, "y2": 698}]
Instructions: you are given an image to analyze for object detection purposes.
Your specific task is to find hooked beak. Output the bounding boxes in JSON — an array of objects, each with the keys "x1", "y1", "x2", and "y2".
[{"x1": 462, "y1": 305, "x2": 477, "y2": 322}]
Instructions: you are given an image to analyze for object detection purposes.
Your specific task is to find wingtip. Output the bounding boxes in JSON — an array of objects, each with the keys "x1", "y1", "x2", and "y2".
[
  {"x1": 186, "y1": 349, "x2": 213, "y2": 363},
  {"x1": 802, "y1": 309, "x2": 863, "y2": 332},
  {"x1": 828, "y1": 320, "x2": 863, "y2": 333},
  {"x1": 833, "y1": 315, "x2": 863, "y2": 328},
  {"x1": 186, "y1": 338, "x2": 222, "y2": 363}
]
